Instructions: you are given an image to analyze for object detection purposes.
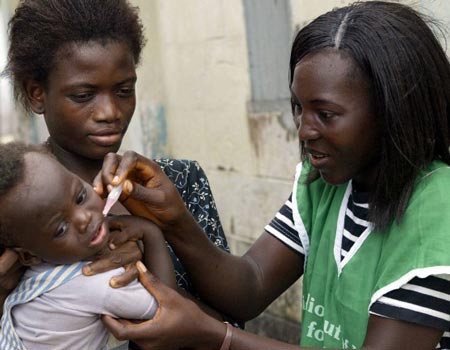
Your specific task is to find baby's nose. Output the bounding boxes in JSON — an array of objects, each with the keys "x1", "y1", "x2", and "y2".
[{"x1": 74, "y1": 209, "x2": 93, "y2": 234}]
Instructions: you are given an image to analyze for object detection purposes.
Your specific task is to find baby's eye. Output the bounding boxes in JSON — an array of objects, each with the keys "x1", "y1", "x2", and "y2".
[
  {"x1": 76, "y1": 187, "x2": 87, "y2": 205},
  {"x1": 55, "y1": 222, "x2": 68, "y2": 238}
]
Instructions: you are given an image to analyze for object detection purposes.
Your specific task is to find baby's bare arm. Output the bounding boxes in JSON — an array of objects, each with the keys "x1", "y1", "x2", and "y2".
[{"x1": 140, "y1": 225, "x2": 176, "y2": 289}]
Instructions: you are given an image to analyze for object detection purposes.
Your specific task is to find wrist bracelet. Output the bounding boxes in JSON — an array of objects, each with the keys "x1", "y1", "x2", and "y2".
[{"x1": 219, "y1": 322, "x2": 233, "y2": 350}]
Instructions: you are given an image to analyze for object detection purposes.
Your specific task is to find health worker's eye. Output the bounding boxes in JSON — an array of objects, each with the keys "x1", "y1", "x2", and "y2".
[
  {"x1": 291, "y1": 99, "x2": 302, "y2": 116},
  {"x1": 76, "y1": 187, "x2": 88, "y2": 205},
  {"x1": 291, "y1": 101, "x2": 302, "y2": 128},
  {"x1": 116, "y1": 86, "x2": 135, "y2": 98},
  {"x1": 318, "y1": 110, "x2": 335, "y2": 120}
]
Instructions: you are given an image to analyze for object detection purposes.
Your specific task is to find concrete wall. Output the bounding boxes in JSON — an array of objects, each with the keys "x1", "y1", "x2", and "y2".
[
  {"x1": 2, "y1": 0, "x2": 450, "y2": 344},
  {"x1": 126, "y1": 1, "x2": 300, "y2": 340}
]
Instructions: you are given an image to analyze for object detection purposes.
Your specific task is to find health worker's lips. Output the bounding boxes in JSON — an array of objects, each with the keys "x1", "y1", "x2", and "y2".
[
  {"x1": 89, "y1": 222, "x2": 108, "y2": 248},
  {"x1": 306, "y1": 148, "x2": 330, "y2": 168},
  {"x1": 89, "y1": 130, "x2": 123, "y2": 147}
]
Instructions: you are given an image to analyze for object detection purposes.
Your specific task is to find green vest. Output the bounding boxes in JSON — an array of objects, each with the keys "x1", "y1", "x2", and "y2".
[{"x1": 294, "y1": 161, "x2": 450, "y2": 348}]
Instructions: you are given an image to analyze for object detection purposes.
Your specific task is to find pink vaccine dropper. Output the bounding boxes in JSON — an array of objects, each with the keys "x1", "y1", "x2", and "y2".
[{"x1": 102, "y1": 183, "x2": 124, "y2": 216}]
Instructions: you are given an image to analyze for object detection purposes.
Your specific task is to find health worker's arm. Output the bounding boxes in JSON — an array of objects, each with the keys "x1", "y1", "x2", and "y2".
[
  {"x1": 93, "y1": 151, "x2": 303, "y2": 322},
  {"x1": 95, "y1": 151, "x2": 445, "y2": 350},
  {"x1": 103, "y1": 262, "x2": 445, "y2": 350},
  {"x1": 99, "y1": 214, "x2": 227, "y2": 323}
]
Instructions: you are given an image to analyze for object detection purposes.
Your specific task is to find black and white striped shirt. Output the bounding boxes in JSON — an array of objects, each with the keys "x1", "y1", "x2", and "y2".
[{"x1": 265, "y1": 193, "x2": 450, "y2": 349}]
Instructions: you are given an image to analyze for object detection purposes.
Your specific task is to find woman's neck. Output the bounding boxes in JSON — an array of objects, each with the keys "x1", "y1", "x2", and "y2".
[{"x1": 45, "y1": 138, "x2": 103, "y2": 184}]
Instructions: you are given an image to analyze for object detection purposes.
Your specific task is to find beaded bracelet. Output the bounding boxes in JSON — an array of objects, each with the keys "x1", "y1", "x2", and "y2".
[{"x1": 219, "y1": 322, "x2": 233, "y2": 350}]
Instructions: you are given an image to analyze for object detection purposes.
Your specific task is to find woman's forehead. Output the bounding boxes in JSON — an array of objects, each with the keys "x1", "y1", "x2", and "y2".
[
  {"x1": 48, "y1": 40, "x2": 136, "y2": 85},
  {"x1": 292, "y1": 50, "x2": 367, "y2": 94}
]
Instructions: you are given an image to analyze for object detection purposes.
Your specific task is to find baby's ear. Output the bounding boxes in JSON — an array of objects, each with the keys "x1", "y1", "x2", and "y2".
[{"x1": 14, "y1": 248, "x2": 43, "y2": 266}]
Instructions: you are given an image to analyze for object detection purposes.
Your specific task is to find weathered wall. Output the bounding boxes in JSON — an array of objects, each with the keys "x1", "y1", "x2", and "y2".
[
  {"x1": 126, "y1": 1, "x2": 300, "y2": 340},
  {"x1": 128, "y1": 0, "x2": 450, "y2": 343}
]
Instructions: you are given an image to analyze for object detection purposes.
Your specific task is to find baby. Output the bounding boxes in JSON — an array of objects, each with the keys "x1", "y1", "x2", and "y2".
[{"x1": 0, "y1": 141, "x2": 174, "y2": 350}]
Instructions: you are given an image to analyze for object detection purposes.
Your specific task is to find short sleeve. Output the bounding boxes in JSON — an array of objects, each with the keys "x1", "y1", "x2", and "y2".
[
  {"x1": 370, "y1": 274, "x2": 450, "y2": 331},
  {"x1": 265, "y1": 193, "x2": 305, "y2": 256}
]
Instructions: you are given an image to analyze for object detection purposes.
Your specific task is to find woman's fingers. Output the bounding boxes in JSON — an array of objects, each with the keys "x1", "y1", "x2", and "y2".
[
  {"x1": 0, "y1": 249, "x2": 20, "y2": 275},
  {"x1": 83, "y1": 241, "x2": 142, "y2": 277},
  {"x1": 93, "y1": 151, "x2": 160, "y2": 203},
  {"x1": 135, "y1": 261, "x2": 165, "y2": 299},
  {"x1": 108, "y1": 215, "x2": 158, "y2": 247},
  {"x1": 102, "y1": 314, "x2": 167, "y2": 349},
  {"x1": 109, "y1": 263, "x2": 139, "y2": 288},
  {"x1": 92, "y1": 152, "x2": 122, "y2": 195},
  {"x1": 94, "y1": 150, "x2": 187, "y2": 228},
  {"x1": 106, "y1": 151, "x2": 166, "y2": 192},
  {"x1": 102, "y1": 315, "x2": 139, "y2": 341},
  {"x1": 102, "y1": 262, "x2": 218, "y2": 350},
  {"x1": 92, "y1": 171, "x2": 105, "y2": 197},
  {"x1": 119, "y1": 184, "x2": 166, "y2": 224},
  {"x1": 113, "y1": 151, "x2": 161, "y2": 187},
  {"x1": 0, "y1": 249, "x2": 25, "y2": 294},
  {"x1": 133, "y1": 262, "x2": 225, "y2": 350},
  {"x1": 111, "y1": 151, "x2": 141, "y2": 185},
  {"x1": 99, "y1": 151, "x2": 151, "y2": 189},
  {"x1": 107, "y1": 217, "x2": 132, "y2": 247}
]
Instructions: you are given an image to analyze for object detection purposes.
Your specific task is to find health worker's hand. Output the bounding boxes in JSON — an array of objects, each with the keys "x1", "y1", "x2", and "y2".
[
  {"x1": 93, "y1": 151, "x2": 189, "y2": 232},
  {"x1": 102, "y1": 261, "x2": 226, "y2": 350}
]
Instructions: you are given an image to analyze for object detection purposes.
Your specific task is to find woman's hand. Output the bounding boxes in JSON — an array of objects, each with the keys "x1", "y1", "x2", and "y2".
[
  {"x1": 0, "y1": 249, "x2": 26, "y2": 316},
  {"x1": 102, "y1": 261, "x2": 225, "y2": 350},
  {"x1": 82, "y1": 228, "x2": 142, "y2": 288},
  {"x1": 106, "y1": 215, "x2": 160, "y2": 248},
  {"x1": 93, "y1": 151, "x2": 189, "y2": 231},
  {"x1": 105, "y1": 215, "x2": 176, "y2": 288}
]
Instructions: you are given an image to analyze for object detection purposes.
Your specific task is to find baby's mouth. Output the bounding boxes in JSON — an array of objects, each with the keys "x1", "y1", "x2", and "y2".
[{"x1": 89, "y1": 222, "x2": 107, "y2": 247}]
